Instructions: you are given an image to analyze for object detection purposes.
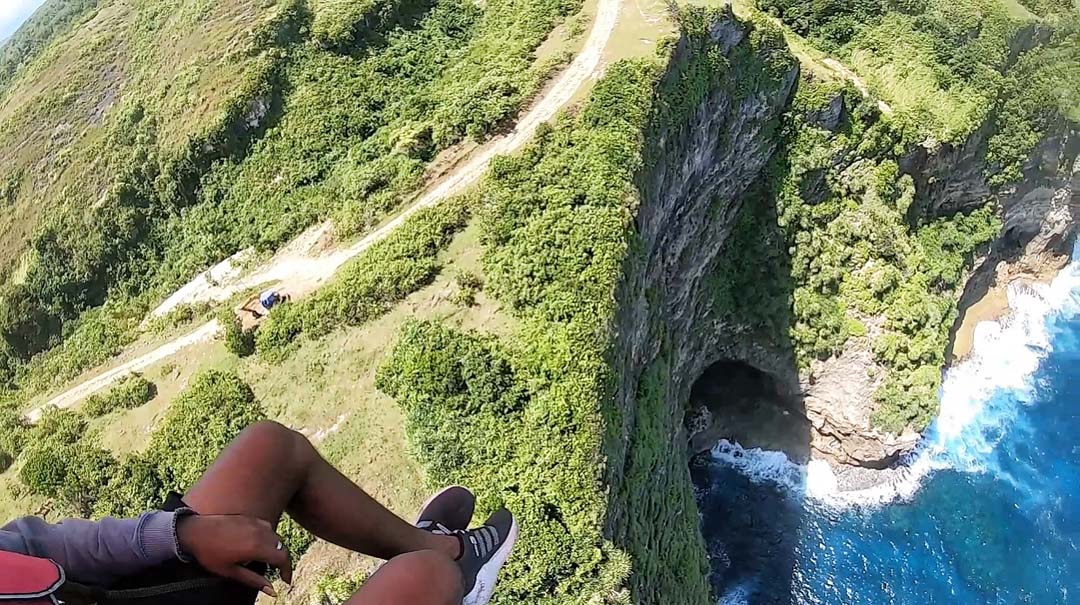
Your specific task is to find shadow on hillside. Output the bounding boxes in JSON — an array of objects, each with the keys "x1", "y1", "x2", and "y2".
[{"x1": 332, "y1": 0, "x2": 441, "y2": 59}]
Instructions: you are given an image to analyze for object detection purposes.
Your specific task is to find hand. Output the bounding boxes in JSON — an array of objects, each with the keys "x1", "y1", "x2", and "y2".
[{"x1": 176, "y1": 514, "x2": 293, "y2": 596}]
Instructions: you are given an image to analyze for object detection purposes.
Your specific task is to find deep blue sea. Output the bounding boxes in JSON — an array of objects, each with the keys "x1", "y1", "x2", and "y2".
[{"x1": 694, "y1": 244, "x2": 1080, "y2": 605}]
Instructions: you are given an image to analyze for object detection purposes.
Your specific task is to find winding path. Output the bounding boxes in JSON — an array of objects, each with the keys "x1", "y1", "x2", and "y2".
[{"x1": 30, "y1": 0, "x2": 622, "y2": 418}]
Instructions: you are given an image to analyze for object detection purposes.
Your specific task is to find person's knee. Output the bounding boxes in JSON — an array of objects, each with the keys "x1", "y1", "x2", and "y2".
[
  {"x1": 241, "y1": 420, "x2": 301, "y2": 444},
  {"x1": 391, "y1": 550, "x2": 464, "y2": 602},
  {"x1": 237, "y1": 421, "x2": 315, "y2": 464}
]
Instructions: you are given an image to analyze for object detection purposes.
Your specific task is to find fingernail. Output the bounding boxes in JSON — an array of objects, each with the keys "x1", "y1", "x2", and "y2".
[{"x1": 261, "y1": 586, "x2": 278, "y2": 598}]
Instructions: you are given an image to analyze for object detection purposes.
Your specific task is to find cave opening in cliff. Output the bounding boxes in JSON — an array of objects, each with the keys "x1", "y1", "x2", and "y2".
[
  {"x1": 685, "y1": 359, "x2": 810, "y2": 461},
  {"x1": 687, "y1": 359, "x2": 807, "y2": 602}
]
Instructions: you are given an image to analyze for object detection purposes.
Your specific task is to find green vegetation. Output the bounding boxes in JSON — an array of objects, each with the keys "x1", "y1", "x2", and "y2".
[
  {"x1": 762, "y1": 77, "x2": 1001, "y2": 432},
  {"x1": 694, "y1": 0, "x2": 1069, "y2": 435},
  {"x1": 450, "y1": 270, "x2": 484, "y2": 306},
  {"x1": 0, "y1": 0, "x2": 101, "y2": 94},
  {"x1": 310, "y1": 570, "x2": 371, "y2": 605},
  {"x1": 29, "y1": 406, "x2": 89, "y2": 447},
  {"x1": 0, "y1": 0, "x2": 303, "y2": 387},
  {"x1": 755, "y1": 0, "x2": 1075, "y2": 149},
  {"x1": 0, "y1": 0, "x2": 580, "y2": 395},
  {"x1": 7, "y1": 370, "x2": 317, "y2": 553},
  {"x1": 379, "y1": 55, "x2": 662, "y2": 605},
  {"x1": 10, "y1": 370, "x2": 271, "y2": 522},
  {"x1": 0, "y1": 400, "x2": 29, "y2": 461},
  {"x1": 254, "y1": 197, "x2": 471, "y2": 359},
  {"x1": 311, "y1": 0, "x2": 413, "y2": 50},
  {"x1": 986, "y1": 17, "x2": 1080, "y2": 185},
  {"x1": 82, "y1": 374, "x2": 156, "y2": 417},
  {"x1": 377, "y1": 9, "x2": 794, "y2": 602},
  {"x1": 145, "y1": 370, "x2": 264, "y2": 491},
  {"x1": 220, "y1": 310, "x2": 257, "y2": 357},
  {"x1": 706, "y1": 182, "x2": 793, "y2": 351},
  {"x1": 699, "y1": 0, "x2": 1077, "y2": 436}
]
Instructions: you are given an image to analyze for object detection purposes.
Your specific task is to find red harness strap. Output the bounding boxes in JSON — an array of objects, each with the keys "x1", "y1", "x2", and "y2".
[{"x1": 0, "y1": 550, "x2": 64, "y2": 604}]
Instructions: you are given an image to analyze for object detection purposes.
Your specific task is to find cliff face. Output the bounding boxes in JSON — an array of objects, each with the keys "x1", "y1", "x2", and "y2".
[
  {"x1": 788, "y1": 90, "x2": 1077, "y2": 468},
  {"x1": 947, "y1": 129, "x2": 1079, "y2": 358},
  {"x1": 602, "y1": 11, "x2": 799, "y2": 603},
  {"x1": 598, "y1": 8, "x2": 1076, "y2": 601}
]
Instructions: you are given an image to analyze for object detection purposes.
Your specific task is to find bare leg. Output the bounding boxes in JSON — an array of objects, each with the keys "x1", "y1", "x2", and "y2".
[
  {"x1": 182, "y1": 421, "x2": 460, "y2": 561},
  {"x1": 344, "y1": 550, "x2": 463, "y2": 605}
]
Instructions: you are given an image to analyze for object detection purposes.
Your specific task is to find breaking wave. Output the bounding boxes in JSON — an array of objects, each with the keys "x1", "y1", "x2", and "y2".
[{"x1": 709, "y1": 242, "x2": 1080, "y2": 508}]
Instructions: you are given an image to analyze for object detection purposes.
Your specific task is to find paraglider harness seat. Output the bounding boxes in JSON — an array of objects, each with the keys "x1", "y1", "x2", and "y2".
[
  {"x1": 0, "y1": 550, "x2": 226, "y2": 604},
  {"x1": 1, "y1": 496, "x2": 263, "y2": 604}
]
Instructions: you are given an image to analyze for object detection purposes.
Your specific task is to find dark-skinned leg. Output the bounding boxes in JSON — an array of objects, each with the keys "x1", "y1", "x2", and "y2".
[
  {"x1": 182, "y1": 420, "x2": 460, "y2": 561},
  {"x1": 344, "y1": 550, "x2": 463, "y2": 605}
]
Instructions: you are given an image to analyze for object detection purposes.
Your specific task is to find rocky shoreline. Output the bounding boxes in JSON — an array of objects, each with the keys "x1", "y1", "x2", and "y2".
[
  {"x1": 804, "y1": 133, "x2": 1079, "y2": 470},
  {"x1": 687, "y1": 144, "x2": 1077, "y2": 476}
]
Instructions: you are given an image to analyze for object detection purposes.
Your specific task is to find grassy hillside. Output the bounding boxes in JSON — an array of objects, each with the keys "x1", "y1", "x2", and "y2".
[
  {"x1": 0, "y1": 0, "x2": 1076, "y2": 603},
  {"x1": 0, "y1": 0, "x2": 582, "y2": 393},
  {"x1": 0, "y1": 0, "x2": 102, "y2": 95},
  {"x1": 0, "y1": 0, "x2": 295, "y2": 274}
]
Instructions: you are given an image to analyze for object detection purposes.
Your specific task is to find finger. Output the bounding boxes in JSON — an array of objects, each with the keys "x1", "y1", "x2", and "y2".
[
  {"x1": 226, "y1": 565, "x2": 277, "y2": 597},
  {"x1": 259, "y1": 533, "x2": 293, "y2": 585}
]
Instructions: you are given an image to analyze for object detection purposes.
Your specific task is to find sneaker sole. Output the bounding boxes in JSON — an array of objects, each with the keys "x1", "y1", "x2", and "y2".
[
  {"x1": 415, "y1": 484, "x2": 473, "y2": 525},
  {"x1": 464, "y1": 517, "x2": 519, "y2": 605}
]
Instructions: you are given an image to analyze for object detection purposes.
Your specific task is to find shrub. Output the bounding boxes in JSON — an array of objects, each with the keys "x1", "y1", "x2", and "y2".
[
  {"x1": 255, "y1": 197, "x2": 471, "y2": 358},
  {"x1": 311, "y1": 0, "x2": 404, "y2": 51},
  {"x1": 219, "y1": 311, "x2": 256, "y2": 358},
  {"x1": 872, "y1": 366, "x2": 942, "y2": 433},
  {"x1": 20, "y1": 439, "x2": 120, "y2": 516},
  {"x1": 19, "y1": 443, "x2": 71, "y2": 499},
  {"x1": 450, "y1": 271, "x2": 483, "y2": 307},
  {"x1": 0, "y1": 402, "x2": 29, "y2": 460},
  {"x1": 92, "y1": 455, "x2": 167, "y2": 519},
  {"x1": 145, "y1": 370, "x2": 265, "y2": 492},
  {"x1": 29, "y1": 407, "x2": 88, "y2": 446},
  {"x1": 60, "y1": 446, "x2": 119, "y2": 517},
  {"x1": 82, "y1": 374, "x2": 157, "y2": 417}
]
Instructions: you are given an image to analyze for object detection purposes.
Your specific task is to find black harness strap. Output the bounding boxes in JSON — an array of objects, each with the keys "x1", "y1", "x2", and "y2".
[{"x1": 59, "y1": 577, "x2": 228, "y2": 604}]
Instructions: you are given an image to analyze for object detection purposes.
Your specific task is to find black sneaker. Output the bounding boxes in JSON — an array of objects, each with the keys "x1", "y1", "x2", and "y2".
[
  {"x1": 455, "y1": 508, "x2": 518, "y2": 605},
  {"x1": 416, "y1": 485, "x2": 476, "y2": 535}
]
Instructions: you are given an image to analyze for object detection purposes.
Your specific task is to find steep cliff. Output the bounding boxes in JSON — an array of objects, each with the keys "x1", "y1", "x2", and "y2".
[
  {"x1": 378, "y1": 4, "x2": 1075, "y2": 602},
  {"x1": 603, "y1": 8, "x2": 799, "y2": 602},
  {"x1": 377, "y1": 8, "x2": 801, "y2": 603}
]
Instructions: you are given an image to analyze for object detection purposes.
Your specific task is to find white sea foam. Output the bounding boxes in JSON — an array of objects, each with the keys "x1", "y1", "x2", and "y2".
[
  {"x1": 707, "y1": 439, "x2": 806, "y2": 494},
  {"x1": 716, "y1": 579, "x2": 755, "y2": 605},
  {"x1": 710, "y1": 242, "x2": 1080, "y2": 508}
]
